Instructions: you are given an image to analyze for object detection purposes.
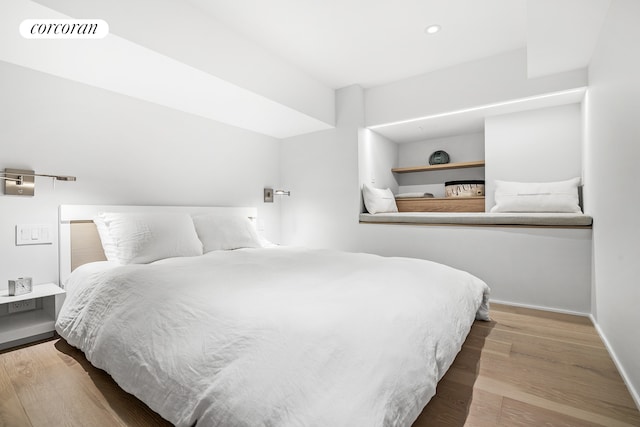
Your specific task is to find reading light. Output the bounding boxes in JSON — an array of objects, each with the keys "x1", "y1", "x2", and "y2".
[
  {"x1": 264, "y1": 188, "x2": 291, "y2": 203},
  {"x1": 1, "y1": 168, "x2": 77, "y2": 196}
]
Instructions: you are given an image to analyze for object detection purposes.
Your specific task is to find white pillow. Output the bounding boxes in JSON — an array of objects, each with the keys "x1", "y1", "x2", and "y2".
[
  {"x1": 192, "y1": 214, "x2": 263, "y2": 252},
  {"x1": 362, "y1": 183, "x2": 398, "y2": 214},
  {"x1": 93, "y1": 216, "x2": 118, "y2": 262},
  {"x1": 490, "y1": 177, "x2": 582, "y2": 213},
  {"x1": 94, "y1": 212, "x2": 203, "y2": 264}
]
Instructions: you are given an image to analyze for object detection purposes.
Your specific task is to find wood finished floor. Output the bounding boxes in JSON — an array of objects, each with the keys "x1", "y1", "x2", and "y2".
[{"x1": 0, "y1": 303, "x2": 638, "y2": 426}]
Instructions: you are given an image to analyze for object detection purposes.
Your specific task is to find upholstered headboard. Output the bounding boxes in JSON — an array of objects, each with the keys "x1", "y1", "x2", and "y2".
[{"x1": 58, "y1": 205, "x2": 258, "y2": 284}]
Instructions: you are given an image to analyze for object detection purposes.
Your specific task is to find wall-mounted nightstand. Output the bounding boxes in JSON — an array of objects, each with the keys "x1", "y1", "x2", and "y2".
[{"x1": 0, "y1": 283, "x2": 66, "y2": 351}]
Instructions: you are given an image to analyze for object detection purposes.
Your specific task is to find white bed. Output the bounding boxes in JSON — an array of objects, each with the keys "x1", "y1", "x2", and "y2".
[{"x1": 56, "y1": 205, "x2": 490, "y2": 427}]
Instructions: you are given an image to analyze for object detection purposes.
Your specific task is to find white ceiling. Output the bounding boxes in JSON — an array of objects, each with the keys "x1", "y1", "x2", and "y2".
[
  {"x1": 186, "y1": 0, "x2": 610, "y2": 89},
  {"x1": 9, "y1": 0, "x2": 612, "y2": 139},
  {"x1": 527, "y1": 0, "x2": 611, "y2": 78},
  {"x1": 184, "y1": 0, "x2": 608, "y2": 142},
  {"x1": 1, "y1": 0, "x2": 333, "y2": 139},
  {"x1": 188, "y1": 0, "x2": 529, "y2": 89}
]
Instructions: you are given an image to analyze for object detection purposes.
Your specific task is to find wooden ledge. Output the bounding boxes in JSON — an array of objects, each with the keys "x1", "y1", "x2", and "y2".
[
  {"x1": 359, "y1": 212, "x2": 593, "y2": 228},
  {"x1": 392, "y1": 160, "x2": 485, "y2": 173}
]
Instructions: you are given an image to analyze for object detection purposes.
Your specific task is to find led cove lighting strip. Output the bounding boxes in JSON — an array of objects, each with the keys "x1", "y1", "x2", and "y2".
[{"x1": 368, "y1": 87, "x2": 587, "y2": 130}]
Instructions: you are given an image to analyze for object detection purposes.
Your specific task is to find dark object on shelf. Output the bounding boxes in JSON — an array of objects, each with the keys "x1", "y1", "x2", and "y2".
[
  {"x1": 445, "y1": 180, "x2": 485, "y2": 198},
  {"x1": 429, "y1": 150, "x2": 450, "y2": 165}
]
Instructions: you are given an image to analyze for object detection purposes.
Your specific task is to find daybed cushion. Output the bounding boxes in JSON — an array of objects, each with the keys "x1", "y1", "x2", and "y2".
[
  {"x1": 359, "y1": 212, "x2": 593, "y2": 227},
  {"x1": 491, "y1": 177, "x2": 582, "y2": 213}
]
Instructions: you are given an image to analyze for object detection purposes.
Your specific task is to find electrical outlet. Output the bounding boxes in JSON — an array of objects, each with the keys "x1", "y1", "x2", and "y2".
[{"x1": 8, "y1": 299, "x2": 36, "y2": 313}]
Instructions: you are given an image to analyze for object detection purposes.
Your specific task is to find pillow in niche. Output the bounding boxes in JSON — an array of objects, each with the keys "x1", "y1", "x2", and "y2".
[
  {"x1": 362, "y1": 183, "x2": 398, "y2": 214},
  {"x1": 490, "y1": 177, "x2": 582, "y2": 213}
]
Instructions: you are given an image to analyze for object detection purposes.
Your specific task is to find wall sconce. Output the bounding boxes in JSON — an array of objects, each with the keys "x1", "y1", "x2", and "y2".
[
  {"x1": 1, "y1": 168, "x2": 76, "y2": 196},
  {"x1": 264, "y1": 188, "x2": 291, "y2": 203}
]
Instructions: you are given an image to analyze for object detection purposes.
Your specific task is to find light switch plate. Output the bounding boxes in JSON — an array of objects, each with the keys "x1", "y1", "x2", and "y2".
[{"x1": 16, "y1": 224, "x2": 53, "y2": 245}]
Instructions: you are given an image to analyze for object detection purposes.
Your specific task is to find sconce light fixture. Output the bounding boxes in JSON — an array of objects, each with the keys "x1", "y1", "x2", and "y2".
[
  {"x1": 264, "y1": 188, "x2": 291, "y2": 203},
  {"x1": 1, "y1": 168, "x2": 77, "y2": 196}
]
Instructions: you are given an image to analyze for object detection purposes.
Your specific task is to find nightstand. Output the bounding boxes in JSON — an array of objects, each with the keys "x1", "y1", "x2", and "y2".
[{"x1": 0, "y1": 283, "x2": 66, "y2": 351}]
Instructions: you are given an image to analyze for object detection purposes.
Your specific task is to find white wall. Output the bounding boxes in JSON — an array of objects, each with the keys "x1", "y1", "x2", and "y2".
[
  {"x1": 365, "y1": 49, "x2": 588, "y2": 127},
  {"x1": 358, "y1": 129, "x2": 398, "y2": 195},
  {"x1": 357, "y1": 225, "x2": 591, "y2": 314},
  {"x1": 585, "y1": 0, "x2": 640, "y2": 405},
  {"x1": 0, "y1": 61, "x2": 282, "y2": 289},
  {"x1": 281, "y1": 85, "x2": 592, "y2": 314},
  {"x1": 485, "y1": 104, "x2": 583, "y2": 210},
  {"x1": 396, "y1": 132, "x2": 485, "y2": 197},
  {"x1": 280, "y1": 85, "x2": 363, "y2": 250}
]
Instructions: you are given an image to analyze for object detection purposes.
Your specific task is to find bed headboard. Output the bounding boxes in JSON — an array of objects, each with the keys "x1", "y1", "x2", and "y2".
[{"x1": 58, "y1": 205, "x2": 258, "y2": 285}]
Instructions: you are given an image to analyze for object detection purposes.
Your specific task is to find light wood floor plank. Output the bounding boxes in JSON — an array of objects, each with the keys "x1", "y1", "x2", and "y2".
[
  {"x1": 468, "y1": 325, "x2": 617, "y2": 378},
  {"x1": 498, "y1": 397, "x2": 605, "y2": 427},
  {"x1": 490, "y1": 303, "x2": 595, "y2": 327},
  {"x1": 1, "y1": 341, "x2": 123, "y2": 427},
  {"x1": 449, "y1": 347, "x2": 639, "y2": 421},
  {"x1": 474, "y1": 317, "x2": 603, "y2": 348},
  {"x1": 446, "y1": 369, "x2": 638, "y2": 427},
  {"x1": 461, "y1": 334, "x2": 512, "y2": 357},
  {"x1": 414, "y1": 379, "x2": 503, "y2": 426},
  {"x1": 52, "y1": 340, "x2": 173, "y2": 427},
  {"x1": 0, "y1": 362, "x2": 32, "y2": 427},
  {"x1": 414, "y1": 304, "x2": 640, "y2": 426}
]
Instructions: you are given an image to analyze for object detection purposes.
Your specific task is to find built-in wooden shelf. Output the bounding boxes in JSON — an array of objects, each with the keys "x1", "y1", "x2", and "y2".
[
  {"x1": 396, "y1": 197, "x2": 485, "y2": 213},
  {"x1": 392, "y1": 160, "x2": 485, "y2": 174}
]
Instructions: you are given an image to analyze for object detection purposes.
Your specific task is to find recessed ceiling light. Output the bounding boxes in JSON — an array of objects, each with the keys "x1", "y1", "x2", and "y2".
[{"x1": 424, "y1": 25, "x2": 441, "y2": 35}]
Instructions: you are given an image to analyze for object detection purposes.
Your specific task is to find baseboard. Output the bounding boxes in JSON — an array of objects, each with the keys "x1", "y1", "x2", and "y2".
[
  {"x1": 590, "y1": 315, "x2": 640, "y2": 411},
  {"x1": 489, "y1": 298, "x2": 590, "y2": 318}
]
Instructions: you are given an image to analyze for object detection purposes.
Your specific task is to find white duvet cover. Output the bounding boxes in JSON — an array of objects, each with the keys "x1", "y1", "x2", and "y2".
[{"x1": 56, "y1": 247, "x2": 490, "y2": 427}]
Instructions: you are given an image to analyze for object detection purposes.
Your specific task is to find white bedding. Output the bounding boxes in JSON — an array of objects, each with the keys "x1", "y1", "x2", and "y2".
[{"x1": 56, "y1": 247, "x2": 489, "y2": 427}]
